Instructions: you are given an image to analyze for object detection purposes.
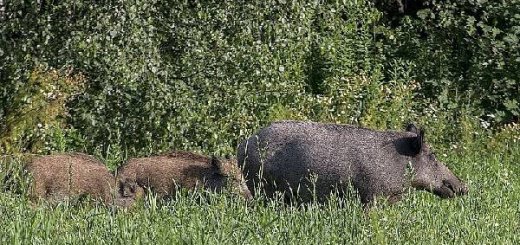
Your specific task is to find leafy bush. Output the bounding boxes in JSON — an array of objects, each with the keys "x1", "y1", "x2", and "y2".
[
  {"x1": 0, "y1": 67, "x2": 84, "y2": 154},
  {"x1": 0, "y1": 155, "x2": 31, "y2": 195},
  {"x1": 0, "y1": 0, "x2": 517, "y2": 158},
  {"x1": 386, "y1": 0, "x2": 520, "y2": 124},
  {"x1": 1, "y1": 0, "x2": 395, "y2": 155}
]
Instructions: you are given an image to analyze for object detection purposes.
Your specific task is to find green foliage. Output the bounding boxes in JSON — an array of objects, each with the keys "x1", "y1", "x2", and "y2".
[
  {"x1": 2, "y1": 0, "x2": 403, "y2": 155},
  {"x1": 2, "y1": 0, "x2": 515, "y2": 156},
  {"x1": 386, "y1": 0, "x2": 520, "y2": 123},
  {"x1": 0, "y1": 155, "x2": 31, "y2": 195},
  {"x1": 0, "y1": 67, "x2": 85, "y2": 154}
]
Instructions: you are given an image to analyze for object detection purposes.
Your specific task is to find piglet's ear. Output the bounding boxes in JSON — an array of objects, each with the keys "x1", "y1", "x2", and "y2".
[{"x1": 211, "y1": 156, "x2": 223, "y2": 171}]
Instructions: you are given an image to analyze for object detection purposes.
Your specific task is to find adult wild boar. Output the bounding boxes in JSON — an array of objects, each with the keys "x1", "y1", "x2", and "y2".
[
  {"x1": 26, "y1": 153, "x2": 116, "y2": 205},
  {"x1": 237, "y1": 121, "x2": 468, "y2": 205},
  {"x1": 116, "y1": 151, "x2": 252, "y2": 201}
]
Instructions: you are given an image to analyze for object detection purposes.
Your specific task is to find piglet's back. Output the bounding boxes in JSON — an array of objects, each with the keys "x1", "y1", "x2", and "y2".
[{"x1": 26, "y1": 153, "x2": 115, "y2": 204}]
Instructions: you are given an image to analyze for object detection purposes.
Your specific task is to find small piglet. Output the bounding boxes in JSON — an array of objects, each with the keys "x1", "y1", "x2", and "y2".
[
  {"x1": 116, "y1": 151, "x2": 252, "y2": 201},
  {"x1": 26, "y1": 153, "x2": 116, "y2": 204}
]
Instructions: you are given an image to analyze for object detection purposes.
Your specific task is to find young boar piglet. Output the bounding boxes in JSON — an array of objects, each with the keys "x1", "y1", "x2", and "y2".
[
  {"x1": 116, "y1": 151, "x2": 252, "y2": 201},
  {"x1": 25, "y1": 153, "x2": 116, "y2": 205}
]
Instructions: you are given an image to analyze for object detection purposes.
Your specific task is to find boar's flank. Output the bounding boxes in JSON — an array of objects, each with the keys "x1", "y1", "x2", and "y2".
[{"x1": 237, "y1": 121, "x2": 468, "y2": 205}]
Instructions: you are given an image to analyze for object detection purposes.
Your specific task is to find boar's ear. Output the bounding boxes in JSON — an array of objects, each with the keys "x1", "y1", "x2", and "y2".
[
  {"x1": 406, "y1": 123, "x2": 420, "y2": 134},
  {"x1": 410, "y1": 129, "x2": 425, "y2": 155}
]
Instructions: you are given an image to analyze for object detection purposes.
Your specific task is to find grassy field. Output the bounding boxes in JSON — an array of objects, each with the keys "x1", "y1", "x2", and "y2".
[{"x1": 1, "y1": 131, "x2": 519, "y2": 244}]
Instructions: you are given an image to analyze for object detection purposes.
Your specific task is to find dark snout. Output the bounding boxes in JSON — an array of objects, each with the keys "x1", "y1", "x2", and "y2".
[
  {"x1": 458, "y1": 182, "x2": 469, "y2": 195},
  {"x1": 435, "y1": 178, "x2": 468, "y2": 198}
]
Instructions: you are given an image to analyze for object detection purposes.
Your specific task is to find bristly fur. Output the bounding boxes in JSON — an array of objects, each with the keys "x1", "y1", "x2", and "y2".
[
  {"x1": 164, "y1": 150, "x2": 212, "y2": 163},
  {"x1": 238, "y1": 120, "x2": 468, "y2": 206},
  {"x1": 25, "y1": 153, "x2": 116, "y2": 205},
  {"x1": 116, "y1": 151, "x2": 252, "y2": 201}
]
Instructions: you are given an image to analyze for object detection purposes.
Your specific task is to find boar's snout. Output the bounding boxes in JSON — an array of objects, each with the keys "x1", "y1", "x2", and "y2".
[
  {"x1": 434, "y1": 178, "x2": 468, "y2": 198},
  {"x1": 214, "y1": 157, "x2": 253, "y2": 201},
  {"x1": 411, "y1": 157, "x2": 469, "y2": 199},
  {"x1": 229, "y1": 177, "x2": 253, "y2": 201},
  {"x1": 461, "y1": 183, "x2": 469, "y2": 195}
]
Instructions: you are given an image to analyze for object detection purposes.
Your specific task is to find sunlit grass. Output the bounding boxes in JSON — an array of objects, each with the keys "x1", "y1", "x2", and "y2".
[{"x1": 1, "y1": 139, "x2": 519, "y2": 244}]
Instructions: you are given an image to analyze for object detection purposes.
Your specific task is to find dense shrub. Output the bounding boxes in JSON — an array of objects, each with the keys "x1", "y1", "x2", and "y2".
[
  {"x1": 0, "y1": 0, "x2": 517, "y2": 157},
  {"x1": 386, "y1": 0, "x2": 520, "y2": 124},
  {"x1": 0, "y1": 67, "x2": 84, "y2": 154}
]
